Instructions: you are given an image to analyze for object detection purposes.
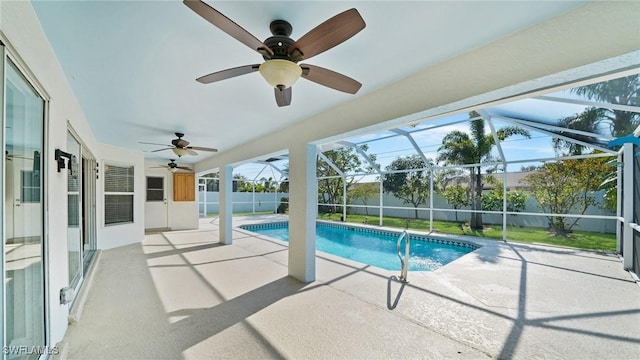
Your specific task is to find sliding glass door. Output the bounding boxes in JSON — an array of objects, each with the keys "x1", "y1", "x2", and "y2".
[
  {"x1": 67, "y1": 132, "x2": 82, "y2": 292},
  {"x1": 3, "y1": 56, "x2": 46, "y2": 357}
]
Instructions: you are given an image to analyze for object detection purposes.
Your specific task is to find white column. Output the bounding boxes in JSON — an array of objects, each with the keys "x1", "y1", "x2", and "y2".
[
  {"x1": 342, "y1": 178, "x2": 347, "y2": 221},
  {"x1": 219, "y1": 165, "x2": 233, "y2": 245},
  {"x1": 616, "y1": 151, "x2": 623, "y2": 253},
  {"x1": 203, "y1": 179, "x2": 207, "y2": 217},
  {"x1": 429, "y1": 168, "x2": 434, "y2": 232},
  {"x1": 274, "y1": 186, "x2": 278, "y2": 213},
  {"x1": 622, "y1": 143, "x2": 633, "y2": 269},
  {"x1": 0, "y1": 43, "x2": 6, "y2": 348},
  {"x1": 379, "y1": 177, "x2": 384, "y2": 226},
  {"x1": 288, "y1": 143, "x2": 317, "y2": 283},
  {"x1": 503, "y1": 169, "x2": 508, "y2": 241}
]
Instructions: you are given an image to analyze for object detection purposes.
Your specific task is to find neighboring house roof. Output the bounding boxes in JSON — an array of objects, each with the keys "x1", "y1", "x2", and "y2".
[{"x1": 484, "y1": 171, "x2": 536, "y2": 190}]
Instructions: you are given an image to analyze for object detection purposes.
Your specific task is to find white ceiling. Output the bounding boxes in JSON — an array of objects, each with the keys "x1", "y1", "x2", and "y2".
[{"x1": 31, "y1": 1, "x2": 586, "y2": 164}]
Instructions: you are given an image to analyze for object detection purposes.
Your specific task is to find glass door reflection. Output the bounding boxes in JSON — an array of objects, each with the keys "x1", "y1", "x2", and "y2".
[{"x1": 4, "y1": 59, "x2": 45, "y2": 358}]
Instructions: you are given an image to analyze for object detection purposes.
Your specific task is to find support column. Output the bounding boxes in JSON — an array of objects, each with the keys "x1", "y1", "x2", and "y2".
[
  {"x1": 342, "y1": 178, "x2": 347, "y2": 221},
  {"x1": 219, "y1": 165, "x2": 233, "y2": 245},
  {"x1": 616, "y1": 151, "x2": 623, "y2": 253},
  {"x1": 202, "y1": 179, "x2": 207, "y2": 217},
  {"x1": 429, "y1": 168, "x2": 434, "y2": 232},
  {"x1": 379, "y1": 177, "x2": 384, "y2": 226},
  {"x1": 288, "y1": 143, "x2": 317, "y2": 283},
  {"x1": 622, "y1": 143, "x2": 633, "y2": 269},
  {"x1": 503, "y1": 169, "x2": 508, "y2": 241}
]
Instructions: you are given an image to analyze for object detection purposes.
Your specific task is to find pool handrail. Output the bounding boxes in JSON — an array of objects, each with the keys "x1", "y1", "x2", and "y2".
[{"x1": 397, "y1": 230, "x2": 410, "y2": 282}]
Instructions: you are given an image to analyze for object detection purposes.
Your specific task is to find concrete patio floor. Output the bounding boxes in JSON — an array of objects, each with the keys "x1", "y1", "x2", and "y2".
[{"x1": 56, "y1": 215, "x2": 640, "y2": 359}]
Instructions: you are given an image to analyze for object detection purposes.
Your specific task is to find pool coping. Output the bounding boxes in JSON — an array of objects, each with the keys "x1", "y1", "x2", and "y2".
[{"x1": 239, "y1": 219, "x2": 485, "y2": 248}]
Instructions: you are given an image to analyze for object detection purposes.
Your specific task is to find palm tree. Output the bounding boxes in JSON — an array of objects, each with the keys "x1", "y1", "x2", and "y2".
[
  {"x1": 437, "y1": 112, "x2": 529, "y2": 230},
  {"x1": 571, "y1": 74, "x2": 639, "y2": 137},
  {"x1": 552, "y1": 107, "x2": 604, "y2": 156},
  {"x1": 553, "y1": 75, "x2": 639, "y2": 155},
  {"x1": 553, "y1": 75, "x2": 639, "y2": 211}
]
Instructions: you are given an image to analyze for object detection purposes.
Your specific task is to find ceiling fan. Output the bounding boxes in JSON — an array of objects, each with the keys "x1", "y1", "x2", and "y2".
[
  {"x1": 183, "y1": 0, "x2": 366, "y2": 106},
  {"x1": 151, "y1": 159, "x2": 193, "y2": 173},
  {"x1": 140, "y1": 132, "x2": 218, "y2": 157}
]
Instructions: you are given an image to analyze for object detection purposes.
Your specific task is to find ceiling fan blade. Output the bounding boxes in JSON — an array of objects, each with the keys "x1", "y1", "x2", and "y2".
[
  {"x1": 300, "y1": 64, "x2": 362, "y2": 94},
  {"x1": 196, "y1": 64, "x2": 260, "y2": 84},
  {"x1": 288, "y1": 8, "x2": 365, "y2": 61},
  {"x1": 150, "y1": 148, "x2": 172, "y2": 153},
  {"x1": 274, "y1": 87, "x2": 292, "y2": 107},
  {"x1": 186, "y1": 148, "x2": 199, "y2": 156},
  {"x1": 176, "y1": 166, "x2": 193, "y2": 171},
  {"x1": 183, "y1": 0, "x2": 273, "y2": 57},
  {"x1": 139, "y1": 141, "x2": 172, "y2": 147},
  {"x1": 189, "y1": 146, "x2": 218, "y2": 152}
]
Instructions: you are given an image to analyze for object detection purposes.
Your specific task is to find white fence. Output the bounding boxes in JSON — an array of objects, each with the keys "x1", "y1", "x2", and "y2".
[
  {"x1": 340, "y1": 191, "x2": 617, "y2": 234},
  {"x1": 200, "y1": 189, "x2": 615, "y2": 233}
]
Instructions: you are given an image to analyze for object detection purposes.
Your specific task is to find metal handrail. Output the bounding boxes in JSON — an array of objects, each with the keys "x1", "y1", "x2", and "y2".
[{"x1": 396, "y1": 231, "x2": 410, "y2": 282}]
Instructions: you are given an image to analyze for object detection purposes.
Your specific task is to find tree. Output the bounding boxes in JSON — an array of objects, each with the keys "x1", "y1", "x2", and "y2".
[
  {"x1": 481, "y1": 175, "x2": 527, "y2": 213},
  {"x1": 350, "y1": 182, "x2": 379, "y2": 215},
  {"x1": 437, "y1": 113, "x2": 530, "y2": 230},
  {"x1": 440, "y1": 185, "x2": 469, "y2": 223},
  {"x1": 317, "y1": 145, "x2": 377, "y2": 213},
  {"x1": 383, "y1": 154, "x2": 431, "y2": 219},
  {"x1": 277, "y1": 164, "x2": 290, "y2": 193},
  {"x1": 277, "y1": 179, "x2": 289, "y2": 193},
  {"x1": 520, "y1": 165, "x2": 538, "y2": 172},
  {"x1": 257, "y1": 177, "x2": 276, "y2": 193},
  {"x1": 552, "y1": 107, "x2": 604, "y2": 156},
  {"x1": 433, "y1": 167, "x2": 466, "y2": 192},
  {"x1": 570, "y1": 74, "x2": 639, "y2": 137},
  {"x1": 553, "y1": 75, "x2": 639, "y2": 211},
  {"x1": 521, "y1": 156, "x2": 610, "y2": 236},
  {"x1": 234, "y1": 174, "x2": 252, "y2": 192},
  {"x1": 201, "y1": 172, "x2": 246, "y2": 192}
]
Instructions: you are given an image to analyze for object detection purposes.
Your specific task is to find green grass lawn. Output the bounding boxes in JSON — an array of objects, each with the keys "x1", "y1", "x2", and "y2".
[{"x1": 317, "y1": 213, "x2": 616, "y2": 251}]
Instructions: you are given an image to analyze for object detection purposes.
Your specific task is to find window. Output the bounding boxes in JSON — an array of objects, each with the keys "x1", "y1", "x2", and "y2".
[
  {"x1": 146, "y1": 176, "x2": 164, "y2": 201},
  {"x1": 104, "y1": 164, "x2": 134, "y2": 225},
  {"x1": 21, "y1": 169, "x2": 41, "y2": 203}
]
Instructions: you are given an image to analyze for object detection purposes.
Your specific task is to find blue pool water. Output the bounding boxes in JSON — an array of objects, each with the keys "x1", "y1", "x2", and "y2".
[{"x1": 240, "y1": 222, "x2": 477, "y2": 271}]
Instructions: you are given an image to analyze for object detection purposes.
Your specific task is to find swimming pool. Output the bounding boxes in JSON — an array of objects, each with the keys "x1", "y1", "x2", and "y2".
[{"x1": 239, "y1": 221, "x2": 478, "y2": 271}]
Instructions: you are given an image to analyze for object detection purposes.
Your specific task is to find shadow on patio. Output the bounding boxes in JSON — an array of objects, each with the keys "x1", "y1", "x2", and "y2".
[{"x1": 55, "y1": 217, "x2": 640, "y2": 359}]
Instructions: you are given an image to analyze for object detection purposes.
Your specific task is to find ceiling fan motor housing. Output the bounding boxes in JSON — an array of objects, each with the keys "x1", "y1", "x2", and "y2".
[
  {"x1": 263, "y1": 20, "x2": 296, "y2": 60},
  {"x1": 171, "y1": 132, "x2": 189, "y2": 148}
]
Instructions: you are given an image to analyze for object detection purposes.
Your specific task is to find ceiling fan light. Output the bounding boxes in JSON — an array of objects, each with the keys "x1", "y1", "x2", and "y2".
[
  {"x1": 172, "y1": 147, "x2": 189, "y2": 157},
  {"x1": 169, "y1": 167, "x2": 178, "y2": 173},
  {"x1": 259, "y1": 59, "x2": 302, "y2": 89}
]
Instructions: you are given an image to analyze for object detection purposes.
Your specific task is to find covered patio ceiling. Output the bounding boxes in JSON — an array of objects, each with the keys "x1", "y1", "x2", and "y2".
[{"x1": 31, "y1": 0, "x2": 639, "y2": 167}]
